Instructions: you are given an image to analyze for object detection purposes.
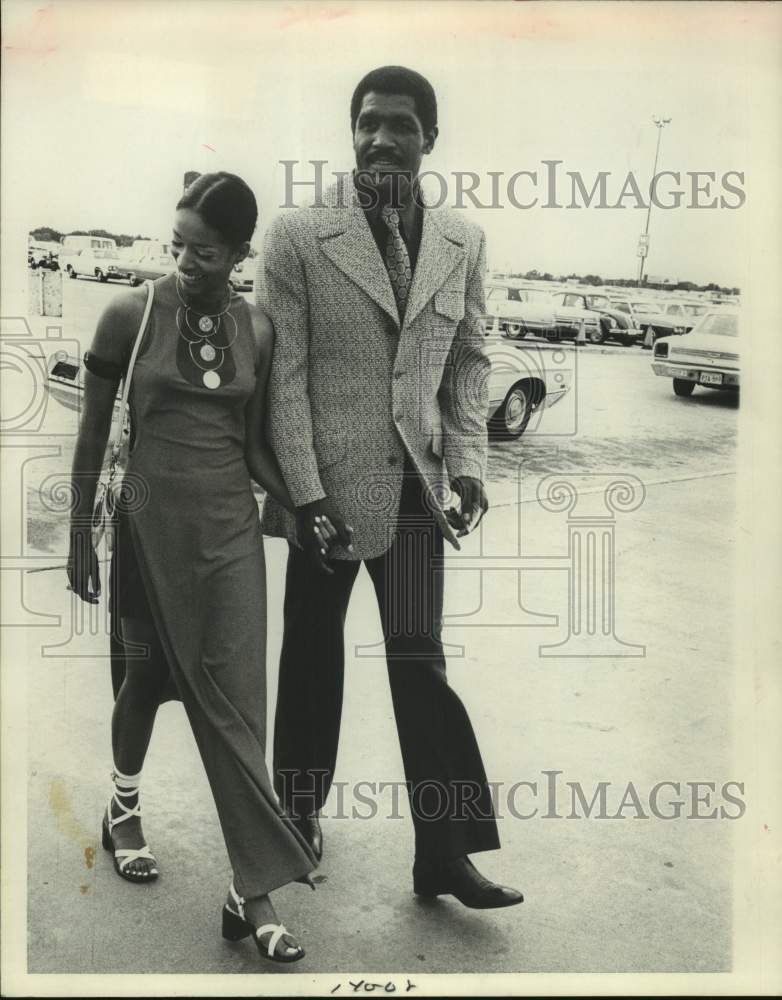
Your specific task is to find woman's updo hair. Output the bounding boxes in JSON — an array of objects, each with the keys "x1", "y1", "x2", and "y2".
[{"x1": 176, "y1": 172, "x2": 258, "y2": 246}]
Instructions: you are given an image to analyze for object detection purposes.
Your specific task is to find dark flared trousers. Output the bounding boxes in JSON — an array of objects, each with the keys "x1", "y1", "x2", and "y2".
[{"x1": 273, "y1": 461, "x2": 500, "y2": 861}]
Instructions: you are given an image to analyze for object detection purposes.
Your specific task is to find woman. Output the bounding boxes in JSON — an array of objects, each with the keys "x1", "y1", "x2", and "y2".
[{"x1": 67, "y1": 172, "x2": 330, "y2": 963}]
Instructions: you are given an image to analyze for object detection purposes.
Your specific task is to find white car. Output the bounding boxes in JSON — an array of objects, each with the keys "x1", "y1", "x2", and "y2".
[
  {"x1": 61, "y1": 247, "x2": 132, "y2": 283},
  {"x1": 126, "y1": 249, "x2": 177, "y2": 285},
  {"x1": 547, "y1": 290, "x2": 603, "y2": 342},
  {"x1": 651, "y1": 309, "x2": 739, "y2": 396},
  {"x1": 485, "y1": 341, "x2": 571, "y2": 438},
  {"x1": 485, "y1": 283, "x2": 556, "y2": 340}
]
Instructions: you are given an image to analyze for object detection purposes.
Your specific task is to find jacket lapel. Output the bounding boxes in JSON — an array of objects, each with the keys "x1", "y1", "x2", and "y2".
[
  {"x1": 402, "y1": 208, "x2": 467, "y2": 330},
  {"x1": 316, "y1": 178, "x2": 400, "y2": 325},
  {"x1": 314, "y1": 175, "x2": 468, "y2": 331}
]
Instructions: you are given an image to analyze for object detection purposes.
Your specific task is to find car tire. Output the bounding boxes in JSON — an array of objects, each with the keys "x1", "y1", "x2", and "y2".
[
  {"x1": 620, "y1": 335, "x2": 635, "y2": 347},
  {"x1": 128, "y1": 273, "x2": 140, "y2": 287},
  {"x1": 588, "y1": 323, "x2": 607, "y2": 345},
  {"x1": 673, "y1": 378, "x2": 695, "y2": 397},
  {"x1": 488, "y1": 380, "x2": 536, "y2": 440},
  {"x1": 67, "y1": 266, "x2": 77, "y2": 279},
  {"x1": 503, "y1": 322, "x2": 526, "y2": 339},
  {"x1": 95, "y1": 269, "x2": 108, "y2": 282}
]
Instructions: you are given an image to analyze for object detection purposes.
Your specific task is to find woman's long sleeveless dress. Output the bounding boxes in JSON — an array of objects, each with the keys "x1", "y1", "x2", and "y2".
[{"x1": 114, "y1": 273, "x2": 316, "y2": 897}]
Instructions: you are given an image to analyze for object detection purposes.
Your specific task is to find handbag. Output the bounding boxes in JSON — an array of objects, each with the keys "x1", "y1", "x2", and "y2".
[{"x1": 91, "y1": 280, "x2": 155, "y2": 551}]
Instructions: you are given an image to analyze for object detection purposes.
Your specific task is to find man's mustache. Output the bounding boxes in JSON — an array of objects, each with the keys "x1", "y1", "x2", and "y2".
[{"x1": 365, "y1": 154, "x2": 405, "y2": 168}]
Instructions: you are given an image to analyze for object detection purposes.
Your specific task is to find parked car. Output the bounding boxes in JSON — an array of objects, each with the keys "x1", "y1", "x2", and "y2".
[
  {"x1": 484, "y1": 283, "x2": 555, "y2": 340},
  {"x1": 547, "y1": 291, "x2": 604, "y2": 343},
  {"x1": 45, "y1": 339, "x2": 572, "y2": 443},
  {"x1": 616, "y1": 299, "x2": 705, "y2": 348},
  {"x1": 580, "y1": 293, "x2": 643, "y2": 345},
  {"x1": 45, "y1": 353, "x2": 120, "y2": 415},
  {"x1": 126, "y1": 250, "x2": 177, "y2": 285},
  {"x1": 229, "y1": 258, "x2": 256, "y2": 293},
  {"x1": 660, "y1": 301, "x2": 709, "y2": 331},
  {"x1": 651, "y1": 309, "x2": 739, "y2": 397},
  {"x1": 28, "y1": 247, "x2": 60, "y2": 270},
  {"x1": 61, "y1": 247, "x2": 131, "y2": 283},
  {"x1": 485, "y1": 341, "x2": 571, "y2": 438}
]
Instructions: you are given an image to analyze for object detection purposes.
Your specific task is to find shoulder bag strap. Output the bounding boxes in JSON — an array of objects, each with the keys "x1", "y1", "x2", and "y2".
[{"x1": 109, "y1": 280, "x2": 155, "y2": 468}]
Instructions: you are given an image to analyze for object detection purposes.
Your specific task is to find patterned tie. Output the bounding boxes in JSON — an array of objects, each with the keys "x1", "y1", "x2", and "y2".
[{"x1": 381, "y1": 205, "x2": 412, "y2": 319}]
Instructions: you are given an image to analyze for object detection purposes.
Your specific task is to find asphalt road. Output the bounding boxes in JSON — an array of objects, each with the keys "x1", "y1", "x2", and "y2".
[{"x1": 13, "y1": 273, "x2": 738, "y2": 979}]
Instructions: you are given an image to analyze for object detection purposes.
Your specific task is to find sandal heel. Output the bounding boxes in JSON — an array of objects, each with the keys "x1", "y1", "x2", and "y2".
[
  {"x1": 101, "y1": 816, "x2": 112, "y2": 852},
  {"x1": 222, "y1": 905, "x2": 252, "y2": 942}
]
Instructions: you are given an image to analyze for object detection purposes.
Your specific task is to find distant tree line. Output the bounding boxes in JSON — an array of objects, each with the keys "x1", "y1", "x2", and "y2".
[
  {"x1": 506, "y1": 268, "x2": 739, "y2": 295},
  {"x1": 30, "y1": 226, "x2": 153, "y2": 248}
]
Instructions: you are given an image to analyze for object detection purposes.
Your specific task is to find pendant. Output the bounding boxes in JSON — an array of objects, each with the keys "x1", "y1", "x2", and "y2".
[
  {"x1": 198, "y1": 315, "x2": 214, "y2": 333},
  {"x1": 200, "y1": 343, "x2": 217, "y2": 362},
  {"x1": 203, "y1": 370, "x2": 221, "y2": 390}
]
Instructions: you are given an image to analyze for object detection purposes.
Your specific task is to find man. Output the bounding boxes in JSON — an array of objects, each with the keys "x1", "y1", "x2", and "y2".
[{"x1": 261, "y1": 65, "x2": 522, "y2": 909}]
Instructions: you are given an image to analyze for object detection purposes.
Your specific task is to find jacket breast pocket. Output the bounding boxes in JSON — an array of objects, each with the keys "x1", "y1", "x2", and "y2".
[{"x1": 434, "y1": 290, "x2": 465, "y2": 324}]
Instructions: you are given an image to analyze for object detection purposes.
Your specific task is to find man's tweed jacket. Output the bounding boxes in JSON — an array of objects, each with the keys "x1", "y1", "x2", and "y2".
[{"x1": 259, "y1": 173, "x2": 490, "y2": 561}]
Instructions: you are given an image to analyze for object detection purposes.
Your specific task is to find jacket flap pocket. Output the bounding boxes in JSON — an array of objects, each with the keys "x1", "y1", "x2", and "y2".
[{"x1": 434, "y1": 290, "x2": 465, "y2": 322}]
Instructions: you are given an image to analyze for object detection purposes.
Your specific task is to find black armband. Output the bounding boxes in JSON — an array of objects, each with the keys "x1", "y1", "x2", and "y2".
[{"x1": 83, "y1": 351, "x2": 124, "y2": 381}]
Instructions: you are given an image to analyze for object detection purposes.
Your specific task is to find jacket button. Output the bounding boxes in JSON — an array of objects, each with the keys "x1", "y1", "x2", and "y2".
[{"x1": 388, "y1": 455, "x2": 399, "y2": 466}]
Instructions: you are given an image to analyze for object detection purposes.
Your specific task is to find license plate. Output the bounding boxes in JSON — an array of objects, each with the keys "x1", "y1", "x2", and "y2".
[{"x1": 699, "y1": 371, "x2": 723, "y2": 385}]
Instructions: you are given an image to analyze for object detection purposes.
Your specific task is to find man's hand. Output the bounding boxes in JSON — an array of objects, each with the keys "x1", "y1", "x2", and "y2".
[
  {"x1": 448, "y1": 476, "x2": 489, "y2": 537},
  {"x1": 295, "y1": 497, "x2": 354, "y2": 575}
]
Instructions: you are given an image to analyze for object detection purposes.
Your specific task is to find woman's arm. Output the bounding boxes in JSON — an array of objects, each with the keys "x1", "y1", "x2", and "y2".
[
  {"x1": 68, "y1": 290, "x2": 144, "y2": 602},
  {"x1": 243, "y1": 305, "x2": 296, "y2": 512}
]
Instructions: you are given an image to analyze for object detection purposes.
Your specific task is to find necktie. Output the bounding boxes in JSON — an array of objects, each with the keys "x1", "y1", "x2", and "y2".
[{"x1": 381, "y1": 205, "x2": 412, "y2": 319}]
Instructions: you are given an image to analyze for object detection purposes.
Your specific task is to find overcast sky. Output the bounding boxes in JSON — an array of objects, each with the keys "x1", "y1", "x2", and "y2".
[{"x1": 3, "y1": 0, "x2": 778, "y2": 286}]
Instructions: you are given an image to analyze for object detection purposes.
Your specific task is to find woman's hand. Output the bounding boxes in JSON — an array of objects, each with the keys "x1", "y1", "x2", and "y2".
[
  {"x1": 67, "y1": 526, "x2": 101, "y2": 604},
  {"x1": 313, "y1": 514, "x2": 345, "y2": 557}
]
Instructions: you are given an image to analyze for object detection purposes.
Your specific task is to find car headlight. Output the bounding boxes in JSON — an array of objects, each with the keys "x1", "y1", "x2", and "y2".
[
  {"x1": 654, "y1": 342, "x2": 669, "y2": 358},
  {"x1": 606, "y1": 316, "x2": 617, "y2": 328}
]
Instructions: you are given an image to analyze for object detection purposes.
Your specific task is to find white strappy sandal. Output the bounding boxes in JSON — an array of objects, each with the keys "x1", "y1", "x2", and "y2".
[
  {"x1": 221, "y1": 883, "x2": 305, "y2": 963},
  {"x1": 101, "y1": 769, "x2": 159, "y2": 883}
]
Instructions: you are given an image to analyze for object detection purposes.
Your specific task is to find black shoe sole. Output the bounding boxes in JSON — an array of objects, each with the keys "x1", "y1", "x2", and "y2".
[{"x1": 413, "y1": 882, "x2": 524, "y2": 909}]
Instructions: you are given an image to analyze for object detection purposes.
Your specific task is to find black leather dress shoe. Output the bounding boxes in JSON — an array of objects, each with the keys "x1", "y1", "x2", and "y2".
[
  {"x1": 291, "y1": 814, "x2": 323, "y2": 862},
  {"x1": 413, "y1": 856, "x2": 523, "y2": 909}
]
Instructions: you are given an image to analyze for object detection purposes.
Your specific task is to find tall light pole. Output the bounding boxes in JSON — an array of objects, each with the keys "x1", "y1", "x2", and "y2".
[{"x1": 637, "y1": 116, "x2": 671, "y2": 286}]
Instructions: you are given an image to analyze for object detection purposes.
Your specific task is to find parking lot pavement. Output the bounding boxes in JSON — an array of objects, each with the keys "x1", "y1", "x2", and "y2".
[
  {"x1": 13, "y1": 277, "x2": 738, "y2": 976},
  {"x1": 22, "y1": 467, "x2": 735, "y2": 975}
]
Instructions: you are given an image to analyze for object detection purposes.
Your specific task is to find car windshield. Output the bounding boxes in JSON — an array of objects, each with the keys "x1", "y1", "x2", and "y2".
[
  {"x1": 487, "y1": 286, "x2": 547, "y2": 303},
  {"x1": 694, "y1": 313, "x2": 738, "y2": 337},
  {"x1": 683, "y1": 304, "x2": 707, "y2": 317},
  {"x1": 586, "y1": 295, "x2": 609, "y2": 308}
]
